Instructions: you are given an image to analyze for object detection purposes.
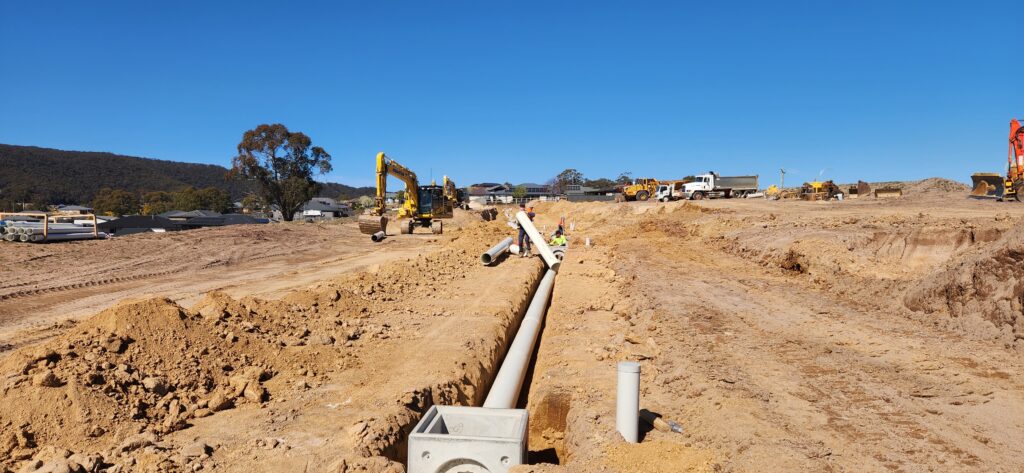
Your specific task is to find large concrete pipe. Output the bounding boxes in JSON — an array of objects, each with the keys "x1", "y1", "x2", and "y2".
[
  {"x1": 481, "y1": 237, "x2": 513, "y2": 265},
  {"x1": 483, "y1": 269, "x2": 557, "y2": 409},
  {"x1": 370, "y1": 231, "x2": 386, "y2": 242},
  {"x1": 515, "y1": 211, "x2": 561, "y2": 272},
  {"x1": 617, "y1": 361, "x2": 641, "y2": 443}
]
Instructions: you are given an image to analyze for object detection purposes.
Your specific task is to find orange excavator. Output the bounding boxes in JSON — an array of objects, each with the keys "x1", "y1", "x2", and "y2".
[{"x1": 972, "y1": 119, "x2": 1024, "y2": 200}]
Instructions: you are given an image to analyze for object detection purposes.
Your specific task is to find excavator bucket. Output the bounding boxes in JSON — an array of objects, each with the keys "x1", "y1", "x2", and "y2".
[
  {"x1": 358, "y1": 215, "x2": 388, "y2": 235},
  {"x1": 970, "y1": 173, "x2": 1005, "y2": 198},
  {"x1": 873, "y1": 186, "x2": 904, "y2": 199}
]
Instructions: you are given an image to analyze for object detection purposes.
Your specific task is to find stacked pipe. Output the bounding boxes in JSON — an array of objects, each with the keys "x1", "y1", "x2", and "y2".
[{"x1": 0, "y1": 221, "x2": 105, "y2": 243}]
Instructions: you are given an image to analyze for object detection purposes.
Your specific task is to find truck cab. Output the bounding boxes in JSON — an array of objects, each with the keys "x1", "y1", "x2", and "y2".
[
  {"x1": 682, "y1": 173, "x2": 725, "y2": 200},
  {"x1": 655, "y1": 181, "x2": 686, "y2": 201}
]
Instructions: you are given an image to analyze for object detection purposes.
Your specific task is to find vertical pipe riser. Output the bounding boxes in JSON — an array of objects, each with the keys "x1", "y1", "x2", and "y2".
[{"x1": 617, "y1": 361, "x2": 641, "y2": 443}]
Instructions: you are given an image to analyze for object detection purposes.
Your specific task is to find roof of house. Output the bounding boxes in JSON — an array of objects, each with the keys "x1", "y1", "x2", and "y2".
[
  {"x1": 303, "y1": 198, "x2": 350, "y2": 212},
  {"x1": 57, "y1": 205, "x2": 94, "y2": 211},
  {"x1": 179, "y1": 214, "x2": 264, "y2": 227},
  {"x1": 97, "y1": 215, "x2": 179, "y2": 233},
  {"x1": 159, "y1": 210, "x2": 223, "y2": 218}
]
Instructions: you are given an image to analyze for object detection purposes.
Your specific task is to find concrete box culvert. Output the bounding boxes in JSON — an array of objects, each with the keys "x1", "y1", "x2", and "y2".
[{"x1": 408, "y1": 405, "x2": 528, "y2": 473}]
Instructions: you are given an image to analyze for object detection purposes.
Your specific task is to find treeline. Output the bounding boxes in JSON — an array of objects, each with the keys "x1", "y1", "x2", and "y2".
[
  {"x1": 0, "y1": 144, "x2": 373, "y2": 210},
  {"x1": 90, "y1": 187, "x2": 234, "y2": 216}
]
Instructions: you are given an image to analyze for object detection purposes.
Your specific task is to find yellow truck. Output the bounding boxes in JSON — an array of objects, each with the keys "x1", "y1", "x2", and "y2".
[{"x1": 620, "y1": 178, "x2": 659, "y2": 201}]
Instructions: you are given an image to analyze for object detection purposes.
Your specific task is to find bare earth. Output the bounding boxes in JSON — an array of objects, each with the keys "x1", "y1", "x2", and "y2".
[{"x1": 3, "y1": 179, "x2": 1024, "y2": 473}]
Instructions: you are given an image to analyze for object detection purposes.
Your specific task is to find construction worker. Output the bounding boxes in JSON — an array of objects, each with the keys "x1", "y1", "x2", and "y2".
[
  {"x1": 549, "y1": 229, "x2": 567, "y2": 247},
  {"x1": 517, "y1": 204, "x2": 535, "y2": 257}
]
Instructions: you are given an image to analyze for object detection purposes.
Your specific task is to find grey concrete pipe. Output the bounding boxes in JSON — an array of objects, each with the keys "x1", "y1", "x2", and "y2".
[
  {"x1": 3, "y1": 233, "x2": 17, "y2": 242},
  {"x1": 515, "y1": 211, "x2": 561, "y2": 272},
  {"x1": 483, "y1": 268, "x2": 557, "y2": 409},
  {"x1": 370, "y1": 231, "x2": 386, "y2": 242},
  {"x1": 481, "y1": 237, "x2": 513, "y2": 265}
]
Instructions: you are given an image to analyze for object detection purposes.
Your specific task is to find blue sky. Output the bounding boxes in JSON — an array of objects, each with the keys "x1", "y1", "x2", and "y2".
[{"x1": 0, "y1": 1, "x2": 1015, "y2": 187}]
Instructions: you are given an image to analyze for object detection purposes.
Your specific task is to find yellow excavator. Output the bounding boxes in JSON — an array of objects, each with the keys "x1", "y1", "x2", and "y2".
[
  {"x1": 444, "y1": 175, "x2": 498, "y2": 221},
  {"x1": 358, "y1": 152, "x2": 453, "y2": 235},
  {"x1": 443, "y1": 176, "x2": 468, "y2": 210}
]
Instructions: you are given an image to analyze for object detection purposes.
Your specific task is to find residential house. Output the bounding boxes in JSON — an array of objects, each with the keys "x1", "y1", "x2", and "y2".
[{"x1": 301, "y1": 197, "x2": 351, "y2": 220}]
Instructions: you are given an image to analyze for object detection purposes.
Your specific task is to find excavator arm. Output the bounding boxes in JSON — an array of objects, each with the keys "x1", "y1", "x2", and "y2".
[
  {"x1": 374, "y1": 152, "x2": 418, "y2": 216},
  {"x1": 360, "y1": 152, "x2": 419, "y2": 234},
  {"x1": 1009, "y1": 119, "x2": 1024, "y2": 182}
]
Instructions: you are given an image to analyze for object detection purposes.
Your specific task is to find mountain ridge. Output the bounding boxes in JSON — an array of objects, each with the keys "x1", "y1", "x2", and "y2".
[{"x1": 0, "y1": 143, "x2": 374, "y2": 206}]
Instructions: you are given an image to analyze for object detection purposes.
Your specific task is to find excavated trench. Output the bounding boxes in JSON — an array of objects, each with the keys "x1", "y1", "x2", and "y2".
[{"x1": 371, "y1": 262, "x2": 551, "y2": 467}]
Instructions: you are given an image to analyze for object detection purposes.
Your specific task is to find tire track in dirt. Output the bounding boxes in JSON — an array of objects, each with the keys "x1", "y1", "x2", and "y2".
[{"x1": 616, "y1": 236, "x2": 1024, "y2": 471}]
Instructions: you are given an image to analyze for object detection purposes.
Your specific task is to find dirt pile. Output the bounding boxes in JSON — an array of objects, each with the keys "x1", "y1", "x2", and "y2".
[
  {"x1": 904, "y1": 177, "x2": 970, "y2": 194},
  {"x1": 0, "y1": 297, "x2": 283, "y2": 472},
  {"x1": 905, "y1": 222, "x2": 1024, "y2": 344}
]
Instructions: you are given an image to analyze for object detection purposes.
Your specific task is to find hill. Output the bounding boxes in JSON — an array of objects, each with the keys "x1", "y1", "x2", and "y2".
[{"x1": 0, "y1": 144, "x2": 374, "y2": 206}]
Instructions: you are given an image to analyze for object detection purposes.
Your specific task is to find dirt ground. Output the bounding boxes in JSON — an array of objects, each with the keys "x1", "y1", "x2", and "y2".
[
  {"x1": 3, "y1": 179, "x2": 1024, "y2": 472},
  {"x1": 0, "y1": 220, "x2": 425, "y2": 352}
]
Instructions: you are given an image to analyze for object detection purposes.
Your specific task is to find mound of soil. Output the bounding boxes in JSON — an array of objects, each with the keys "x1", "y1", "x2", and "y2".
[
  {"x1": 904, "y1": 177, "x2": 970, "y2": 194},
  {"x1": 904, "y1": 222, "x2": 1024, "y2": 344}
]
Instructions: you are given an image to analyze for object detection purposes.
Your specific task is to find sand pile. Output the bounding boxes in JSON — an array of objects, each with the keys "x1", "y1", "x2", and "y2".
[
  {"x1": 0, "y1": 297, "x2": 288, "y2": 472},
  {"x1": 904, "y1": 222, "x2": 1024, "y2": 345},
  {"x1": 904, "y1": 177, "x2": 970, "y2": 194}
]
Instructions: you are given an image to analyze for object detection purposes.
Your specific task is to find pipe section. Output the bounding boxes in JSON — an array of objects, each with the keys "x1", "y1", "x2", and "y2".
[
  {"x1": 617, "y1": 361, "x2": 641, "y2": 443},
  {"x1": 515, "y1": 211, "x2": 561, "y2": 272},
  {"x1": 481, "y1": 237, "x2": 513, "y2": 265},
  {"x1": 370, "y1": 231, "x2": 386, "y2": 242},
  {"x1": 483, "y1": 269, "x2": 557, "y2": 409}
]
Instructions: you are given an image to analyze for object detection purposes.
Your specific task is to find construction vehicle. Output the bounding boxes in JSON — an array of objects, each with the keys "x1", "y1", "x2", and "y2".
[
  {"x1": 799, "y1": 180, "x2": 843, "y2": 201},
  {"x1": 442, "y1": 176, "x2": 468, "y2": 210},
  {"x1": 358, "y1": 152, "x2": 453, "y2": 235},
  {"x1": 654, "y1": 181, "x2": 686, "y2": 201},
  {"x1": 619, "y1": 178, "x2": 659, "y2": 201},
  {"x1": 681, "y1": 172, "x2": 758, "y2": 200},
  {"x1": 846, "y1": 181, "x2": 871, "y2": 199},
  {"x1": 873, "y1": 186, "x2": 903, "y2": 198},
  {"x1": 971, "y1": 119, "x2": 1024, "y2": 200}
]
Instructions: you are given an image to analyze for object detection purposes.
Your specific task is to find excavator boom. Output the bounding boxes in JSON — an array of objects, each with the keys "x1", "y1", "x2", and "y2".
[{"x1": 359, "y1": 152, "x2": 420, "y2": 234}]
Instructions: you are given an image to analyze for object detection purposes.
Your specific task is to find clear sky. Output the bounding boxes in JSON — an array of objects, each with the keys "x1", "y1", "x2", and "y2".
[{"x1": 0, "y1": 1, "x2": 1015, "y2": 187}]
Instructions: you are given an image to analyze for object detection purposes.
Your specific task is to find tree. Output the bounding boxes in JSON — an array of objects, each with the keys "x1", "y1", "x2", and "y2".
[
  {"x1": 141, "y1": 191, "x2": 175, "y2": 215},
  {"x1": 512, "y1": 185, "x2": 527, "y2": 200},
  {"x1": 230, "y1": 124, "x2": 332, "y2": 221},
  {"x1": 395, "y1": 189, "x2": 406, "y2": 203},
  {"x1": 584, "y1": 177, "x2": 616, "y2": 189},
  {"x1": 616, "y1": 171, "x2": 633, "y2": 185},
  {"x1": 553, "y1": 168, "x2": 584, "y2": 193},
  {"x1": 196, "y1": 187, "x2": 232, "y2": 213},
  {"x1": 356, "y1": 195, "x2": 374, "y2": 210},
  {"x1": 241, "y1": 194, "x2": 266, "y2": 213},
  {"x1": 92, "y1": 188, "x2": 139, "y2": 216}
]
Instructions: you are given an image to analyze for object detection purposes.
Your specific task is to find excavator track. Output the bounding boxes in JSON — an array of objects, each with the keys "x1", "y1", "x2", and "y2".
[{"x1": 358, "y1": 215, "x2": 388, "y2": 235}]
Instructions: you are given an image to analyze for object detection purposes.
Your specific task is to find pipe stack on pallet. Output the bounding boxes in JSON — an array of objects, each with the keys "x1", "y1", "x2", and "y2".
[{"x1": 0, "y1": 221, "x2": 107, "y2": 243}]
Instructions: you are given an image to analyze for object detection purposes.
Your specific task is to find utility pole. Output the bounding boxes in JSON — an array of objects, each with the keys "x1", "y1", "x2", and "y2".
[{"x1": 780, "y1": 168, "x2": 786, "y2": 190}]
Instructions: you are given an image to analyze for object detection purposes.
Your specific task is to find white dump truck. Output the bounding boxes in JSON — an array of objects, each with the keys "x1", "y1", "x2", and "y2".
[
  {"x1": 681, "y1": 173, "x2": 759, "y2": 200},
  {"x1": 654, "y1": 181, "x2": 686, "y2": 201}
]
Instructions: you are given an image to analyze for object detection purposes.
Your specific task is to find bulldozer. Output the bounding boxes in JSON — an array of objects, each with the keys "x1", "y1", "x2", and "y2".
[
  {"x1": 847, "y1": 181, "x2": 871, "y2": 199},
  {"x1": 800, "y1": 180, "x2": 842, "y2": 201},
  {"x1": 358, "y1": 152, "x2": 453, "y2": 235},
  {"x1": 971, "y1": 119, "x2": 1024, "y2": 201}
]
